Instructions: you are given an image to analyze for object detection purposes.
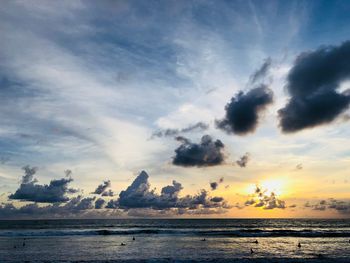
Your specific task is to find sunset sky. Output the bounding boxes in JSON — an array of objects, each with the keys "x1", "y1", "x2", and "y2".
[{"x1": 0, "y1": 0, "x2": 350, "y2": 218}]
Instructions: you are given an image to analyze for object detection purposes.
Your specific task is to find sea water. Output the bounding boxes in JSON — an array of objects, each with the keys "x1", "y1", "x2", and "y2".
[{"x1": 1, "y1": 219, "x2": 350, "y2": 262}]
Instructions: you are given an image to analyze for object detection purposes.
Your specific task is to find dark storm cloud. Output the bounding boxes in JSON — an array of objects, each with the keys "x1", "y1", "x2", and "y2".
[
  {"x1": 172, "y1": 135, "x2": 225, "y2": 167},
  {"x1": 216, "y1": 85, "x2": 273, "y2": 135},
  {"x1": 9, "y1": 166, "x2": 75, "y2": 203},
  {"x1": 236, "y1": 153, "x2": 250, "y2": 168},
  {"x1": 249, "y1": 58, "x2": 272, "y2": 84},
  {"x1": 244, "y1": 186, "x2": 285, "y2": 210},
  {"x1": 279, "y1": 41, "x2": 350, "y2": 133},
  {"x1": 92, "y1": 180, "x2": 111, "y2": 195},
  {"x1": 117, "y1": 170, "x2": 230, "y2": 211},
  {"x1": 151, "y1": 122, "x2": 209, "y2": 139}
]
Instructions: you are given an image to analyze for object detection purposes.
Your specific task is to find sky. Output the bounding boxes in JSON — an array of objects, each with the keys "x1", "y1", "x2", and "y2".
[{"x1": 0, "y1": 0, "x2": 350, "y2": 219}]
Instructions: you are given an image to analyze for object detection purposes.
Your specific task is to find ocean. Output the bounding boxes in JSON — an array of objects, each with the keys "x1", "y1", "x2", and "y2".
[{"x1": 1, "y1": 219, "x2": 350, "y2": 262}]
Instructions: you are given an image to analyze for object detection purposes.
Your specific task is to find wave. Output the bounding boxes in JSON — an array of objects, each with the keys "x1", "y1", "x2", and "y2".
[{"x1": 2, "y1": 228, "x2": 350, "y2": 238}]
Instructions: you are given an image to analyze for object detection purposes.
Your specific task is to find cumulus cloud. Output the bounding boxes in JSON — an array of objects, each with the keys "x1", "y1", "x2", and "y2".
[
  {"x1": 151, "y1": 122, "x2": 209, "y2": 139},
  {"x1": 9, "y1": 166, "x2": 76, "y2": 203},
  {"x1": 161, "y1": 180, "x2": 183, "y2": 198},
  {"x1": 236, "y1": 153, "x2": 250, "y2": 168},
  {"x1": 118, "y1": 171, "x2": 156, "y2": 209},
  {"x1": 118, "y1": 170, "x2": 230, "y2": 211},
  {"x1": 279, "y1": 41, "x2": 350, "y2": 133},
  {"x1": 244, "y1": 186, "x2": 286, "y2": 210},
  {"x1": 1, "y1": 169, "x2": 231, "y2": 217},
  {"x1": 92, "y1": 180, "x2": 113, "y2": 196},
  {"x1": 172, "y1": 135, "x2": 225, "y2": 167},
  {"x1": 216, "y1": 85, "x2": 273, "y2": 135}
]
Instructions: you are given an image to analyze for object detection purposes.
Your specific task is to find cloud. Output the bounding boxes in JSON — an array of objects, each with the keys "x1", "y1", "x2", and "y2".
[
  {"x1": 295, "y1": 163, "x2": 303, "y2": 170},
  {"x1": 0, "y1": 195, "x2": 107, "y2": 219},
  {"x1": 117, "y1": 170, "x2": 230, "y2": 211},
  {"x1": 151, "y1": 122, "x2": 209, "y2": 139},
  {"x1": 101, "y1": 189, "x2": 114, "y2": 197},
  {"x1": 327, "y1": 199, "x2": 350, "y2": 214},
  {"x1": 278, "y1": 41, "x2": 350, "y2": 133},
  {"x1": 236, "y1": 153, "x2": 250, "y2": 168},
  {"x1": 172, "y1": 135, "x2": 225, "y2": 167},
  {"x1": 1, "y1": 169, "x2": 230, "y2": 217},
  {"x1": 244, "y1": 186, "x2": 286, "y2": 210},
  {"x1": 9, "y1": 166, "x2": 75, "y2": 203},
  {"x1": 92, "y1": 180, "x2": 112, "y2": 195},
  {"x1": 210, "y1": 177, "x2": 224, "y2": 190},
  {"x1": 161, "y1": 180, "x2": 183, "y2": 198},
  {"x1": 118, "y1": 171, "x2": 156, "y2": 209},
  {"x1": 74, "y1": 197, "x2": 95, "y2": 210},
  {"x1": 106, "y1": 199, "x2": 119, "y2": 209},
  {"x1": 261, "y1": 192, "x2": 286, "y2": 210},
  {"x1": 249, "y1": 58, "x2": 272, "y2": 84},
  {"x1": 210, "y1": 182, "x2": 218, "y2": 190},
  {"x1": 94, "y1": 198, "x2": 105, "y2": 209},
  {"x1": 305, "y1": 199, "x2": 350, "y2": 214},
  {"x1": 216, "y1": 85, "x2": 273, "y2": 135},
  {"x1": 210, "y1": 197, "x2": 224, "y2": 202},
  {"x1": 21, "y1": 165, "x2": 38, "y2": 184}
]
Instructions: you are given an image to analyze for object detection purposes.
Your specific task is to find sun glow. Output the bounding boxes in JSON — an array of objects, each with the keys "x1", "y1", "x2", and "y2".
[
  {"x1": 260, "y1": 178, "x2": 287, "y2": 196},
  {"x1": 245, "y1": 178, "x2": 289, "y2": 196}
]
